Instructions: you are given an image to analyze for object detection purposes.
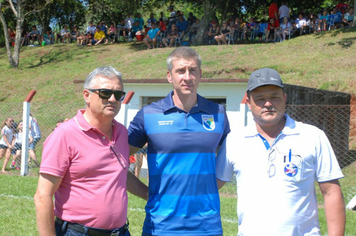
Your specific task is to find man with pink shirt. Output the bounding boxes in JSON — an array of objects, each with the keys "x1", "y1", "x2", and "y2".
[{"x1": 34, "y1": 66, "x2": 147, "y2": 236}]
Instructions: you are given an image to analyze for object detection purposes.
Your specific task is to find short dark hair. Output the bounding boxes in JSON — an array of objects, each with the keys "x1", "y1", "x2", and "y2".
[{"x1": 167, "y1": 47, "x2": 201, "y2": 73}]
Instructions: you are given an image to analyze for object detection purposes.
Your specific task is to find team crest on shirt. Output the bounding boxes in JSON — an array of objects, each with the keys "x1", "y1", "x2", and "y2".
[
  {"x1": 284, "y1": 163, "x2": 298, "y2": 177},
  {"x1": 202, "y1": 115, "x2": 215, "y2": 131}
]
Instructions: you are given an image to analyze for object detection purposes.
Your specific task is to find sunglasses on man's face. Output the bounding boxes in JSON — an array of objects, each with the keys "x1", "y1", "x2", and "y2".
[{"x1": 88, "y1": 89, "x2": 126, "y2": 101}]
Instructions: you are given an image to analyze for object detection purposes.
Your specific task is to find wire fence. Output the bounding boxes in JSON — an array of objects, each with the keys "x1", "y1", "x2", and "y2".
[
  {"x1": 285, "y1": 104, "x2": 356, "y2": 205},
  {"x1": 0, "y1": 101, "x2": 355, "y2": 205}
]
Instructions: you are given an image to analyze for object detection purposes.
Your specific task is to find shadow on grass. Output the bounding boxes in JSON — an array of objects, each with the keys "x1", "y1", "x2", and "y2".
[
  {"x1": 314, "y1": 27, "x2": 356, "y2": 48},
  {"x1": 25, "y1": 45, "x2": 110, "y2": 68},
  {"x1": 128, "y1": 41, "x2": 152, "y2": 51},
  {"x1": 328, "y1": 36, "x2": 356, "y2": 48}
]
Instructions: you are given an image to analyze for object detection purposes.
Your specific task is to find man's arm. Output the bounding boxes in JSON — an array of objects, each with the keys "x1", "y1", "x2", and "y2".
[
  {"x1": 217, "y1": 179, "x2": 226, "y2": 190},
  {"x1": 127, "y1": 145, "x2": 148, "y2": 200},
  {"x1": 129, "y1": 144, "x2": 141, "y2": 156},
  {"x1": 127, "y1": 171, "x2": 148, "y2": 200},
  {"x1": 34, "y1": 173, "x2": 63, "y2": 236},
  {"x1": 274, "y1": 11, "x2": 278, "y2": 20},
  {"x1": 319, "y1": 179, "x2": 345, "y2": 236},
  {"x1": 155, "y1": 30, "x2": 161, "y2": 38}
]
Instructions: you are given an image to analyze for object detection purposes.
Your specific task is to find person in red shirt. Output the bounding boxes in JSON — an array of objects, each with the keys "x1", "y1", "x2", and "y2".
[
  {"x1": 266, "y1": 17, "x2": 279, "y2": 42},
  {"x1": 269, "y1": 0, "x2": 279, "y2": 23},
  {"x1": 159, "y1": 18, "x2": 167, "y2": 34},
  {"x1": 336, "y1": 0, "x2": 349, "y2": 14}
]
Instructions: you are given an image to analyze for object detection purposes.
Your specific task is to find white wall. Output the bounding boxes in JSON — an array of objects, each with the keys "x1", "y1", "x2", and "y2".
[{"x1": 117, "y1": 82, "x2": 249, "y2": 132}]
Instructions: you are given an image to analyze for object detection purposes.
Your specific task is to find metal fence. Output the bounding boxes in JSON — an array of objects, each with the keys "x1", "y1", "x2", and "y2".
[
  {"x1": 0, "y1": 101, "x2": 355, "y2": 205},
  {"x1": 285, "y1": 104, "x2": 356, "y2": 205}
]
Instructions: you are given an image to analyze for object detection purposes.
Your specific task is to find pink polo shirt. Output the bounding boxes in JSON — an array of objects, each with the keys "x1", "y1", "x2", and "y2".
[{"x1": 40, "y1": 110, "x2": 129, "y2": 229}]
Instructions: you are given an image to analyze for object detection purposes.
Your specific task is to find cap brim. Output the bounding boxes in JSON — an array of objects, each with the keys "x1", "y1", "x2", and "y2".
[{"x1": 247, "y1": 83, "x2": 284, "y2": 91}]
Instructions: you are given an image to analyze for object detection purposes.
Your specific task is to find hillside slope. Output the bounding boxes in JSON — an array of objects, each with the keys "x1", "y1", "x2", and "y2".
[{"x1": 0, "y1": 28, "x2": 355, "y2": 147}]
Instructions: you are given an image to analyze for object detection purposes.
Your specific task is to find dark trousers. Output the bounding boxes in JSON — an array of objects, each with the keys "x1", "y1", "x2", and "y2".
[{"x1": 55, "y1": 219, "x2": 131, "y2": 236}]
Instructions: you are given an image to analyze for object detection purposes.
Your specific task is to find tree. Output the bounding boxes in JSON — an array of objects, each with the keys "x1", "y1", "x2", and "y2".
[
  {"x1": 353, "y1": 0, "x2": 356, "y2": 27},
  {"x1": 194, "y1": 0, "x2": 218, "y2": 45},
  {"x1": 36, "y1": 0, "x2": 87, "y2": 33},
  {"x1": 86, "y1": 0, "x2": 142, "y2": 26},
  {"x1": 0, "y1": 0, "x2": 52, "y2": 68}
]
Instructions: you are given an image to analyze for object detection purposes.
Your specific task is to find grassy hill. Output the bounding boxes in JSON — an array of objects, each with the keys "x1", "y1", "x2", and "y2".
[
  {"x1": 1, "y1": 27, "x2": 355, "y2": 148},
  {"x1": 1, "y1": 28, "x2": 356, "y2": 98}
]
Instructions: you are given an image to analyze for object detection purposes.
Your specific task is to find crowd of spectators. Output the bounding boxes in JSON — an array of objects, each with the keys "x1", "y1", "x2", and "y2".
[{"x1": 8, "y1": 3, "x2": 355, "y2": 48}]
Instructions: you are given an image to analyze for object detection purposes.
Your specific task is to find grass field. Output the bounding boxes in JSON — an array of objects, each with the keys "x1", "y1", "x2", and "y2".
[
  {"x1": 1, "y1": 169, "x2": 356, "y2": 235},
  {"x1": 0, "y1": 28, "x2": 356, "y2": 235}
]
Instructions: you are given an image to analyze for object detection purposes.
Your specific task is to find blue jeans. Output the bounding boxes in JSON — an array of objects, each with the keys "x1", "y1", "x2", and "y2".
[{"x1": 55, "y1": 221, "x2": 131, "y2": 236}]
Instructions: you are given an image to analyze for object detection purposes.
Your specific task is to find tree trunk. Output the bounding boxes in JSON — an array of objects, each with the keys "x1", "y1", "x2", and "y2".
[
  {"x1": 40, "y1": 6, "x2": 52, "y2": 33},
  {"x1": 194, "y1": 0, "x2": 217, "y2": 45},
  {"x1": 0, "y1": 3, "x2": 17, "y2": 67},
  {"x1": 13, "y1": 2, "x2": 24, "y2": 68},
  {"x1": 0, "y1": 0, "x2": 51, "y2": 68},
  {"x1": 0, "y1": 0, "x2": 25, "y2": 68},
  {"x1": 353, "y1": 0, "x2": 356, "y2": 27}
]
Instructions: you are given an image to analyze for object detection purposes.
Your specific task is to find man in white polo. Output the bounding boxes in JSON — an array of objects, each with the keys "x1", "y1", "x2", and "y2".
[{"x1": 217, "y1": 68, "x2": 345, "y2": 235}]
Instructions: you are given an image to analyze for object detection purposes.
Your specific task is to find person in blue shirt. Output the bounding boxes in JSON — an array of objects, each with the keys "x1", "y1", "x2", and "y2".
[
  {"x1": 128, "y1": 47, "x2": 230, "y2": 236},
  {"x1": 341, "y1": 7, "x2": 354, "y2": 28},
  {"x1": 147, "y1": 13, "x2": 157, "y2": 29},
  {"x1": 176, "y1": 14, "x2": 190, "y2": 40},
  {"x1": 131, "y1": 21, "x2": 143, "y2": 38},
  {"x1": 318, "y1": 9, "x2": 330, "y2": 31},
  {"x1": 143, "y1": 23, "x2": 161, "y2": 49},
  {"x1": 135, "y1": 13, "x2": 144, "y2": 29},
  {"x1": 333, "y1": 7, "x2": 343, "y2": 28}
]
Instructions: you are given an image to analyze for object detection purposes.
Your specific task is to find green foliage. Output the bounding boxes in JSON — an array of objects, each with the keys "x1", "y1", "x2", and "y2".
[
  {"x1": 86, "y1": 0, "x2": 143, "y2": 26},
  {"x1": 48, "y1": 0, "x2": 87, "y2": 28}
]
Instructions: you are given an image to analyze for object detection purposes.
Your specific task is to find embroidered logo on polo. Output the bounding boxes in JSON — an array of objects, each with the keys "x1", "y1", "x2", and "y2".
[
  {"x1": 268, "y1": 146, "x2": 304, "y2": 179},
  {"x1": 202, "y1": 115, "x2": 215, "y2": 131},
  {"x1": 284, "y1": 163, "x2": 298, "y2": 177}
]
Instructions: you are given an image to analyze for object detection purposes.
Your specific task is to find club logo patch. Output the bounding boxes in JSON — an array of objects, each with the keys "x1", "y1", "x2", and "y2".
[
  {"x1": 202, "y1": 115, "x2": 215, "y2": 131},
  {"x1": 284, "y1": 163, "x2": 298, "y2": 177}
]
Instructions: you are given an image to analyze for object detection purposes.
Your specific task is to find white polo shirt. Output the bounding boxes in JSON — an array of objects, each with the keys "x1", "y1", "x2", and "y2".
[{"x1": 216, "y1": 114, "x2": 343, "y2": 236}]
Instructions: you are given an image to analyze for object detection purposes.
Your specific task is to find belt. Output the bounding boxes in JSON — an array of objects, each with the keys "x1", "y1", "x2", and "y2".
[{"x1": 55, "y1": 217, "x2": 128, "y2": 236}]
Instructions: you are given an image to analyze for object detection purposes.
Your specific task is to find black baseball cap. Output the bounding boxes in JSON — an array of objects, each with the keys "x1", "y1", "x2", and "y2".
[{"x1": 247, "y1": 68, "x2": 284, "y2": 91}]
